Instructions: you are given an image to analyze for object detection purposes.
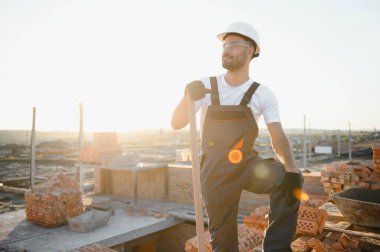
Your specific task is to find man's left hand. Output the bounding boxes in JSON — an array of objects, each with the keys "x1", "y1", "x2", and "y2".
[{"x1": 281, "y1": 172, "x2": 303, "y2": 206}]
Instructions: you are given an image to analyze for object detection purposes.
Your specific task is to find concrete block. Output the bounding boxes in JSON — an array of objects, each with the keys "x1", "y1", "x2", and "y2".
[{"x1": 68, "y1": 209, "x2": 112, "y2": 233}]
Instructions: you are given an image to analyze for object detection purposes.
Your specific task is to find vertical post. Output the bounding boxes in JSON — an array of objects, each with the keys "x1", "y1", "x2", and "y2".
[
  {"x1": 337, "y1": 129, "x2": 341, "y2": 157},
  {"x1": 303, "y1": 115, "x2": 307, "y2": 169},
  {"x1": 308, "y1": 123, "x2": 312, "y2": 159},
  {"x1": 374, "y1": 127, "x2": 377, "y2": 143},
  {"x1": 348, "y1": 122, "x2": 352, "y2": 161},
  {"x1": 25, "y1": 130, "x2": 29, "y2": 157},
  {"x1": 187, "y1": 94, "x2": 205, "y2": 252},
  {"x1": 133, "y1": 169, "x2": 138, "y2": 207},
  {"x1": 79, "y1": 103, "x2": 84, "y2": 193},
  {"x1": 30, "y1": 107, "x2": 36, "y2": 191}
]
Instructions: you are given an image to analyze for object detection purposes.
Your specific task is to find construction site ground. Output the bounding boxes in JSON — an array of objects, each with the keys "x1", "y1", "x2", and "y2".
[
  {"x1": 1, "y1": 194, "x2": 380, "y2": 251},
  {"x1": 0, "y1": 195, "x2": 190, "y2": 252}
]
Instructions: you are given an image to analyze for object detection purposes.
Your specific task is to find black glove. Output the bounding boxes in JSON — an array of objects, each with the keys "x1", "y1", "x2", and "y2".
[
  {"x1": 281, "y1": 172, "x2": 303, "y2": 206},
  {"x1": 185, "y1": 81, "x2": 208, "y2": 101}
]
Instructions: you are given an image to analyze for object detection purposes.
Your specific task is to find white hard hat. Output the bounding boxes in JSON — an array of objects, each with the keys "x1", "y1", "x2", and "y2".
[{"x1": 217, "y1": 22, "x2": 260, "y2": 56}]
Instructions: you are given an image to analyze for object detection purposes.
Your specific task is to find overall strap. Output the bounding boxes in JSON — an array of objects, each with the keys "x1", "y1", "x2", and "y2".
[
  {"x1": 240, "y1": 82, "x2": 260, "y2": 106},
  {"x1": 210, "y1": 76, "x2": 220, "y2": 105}
]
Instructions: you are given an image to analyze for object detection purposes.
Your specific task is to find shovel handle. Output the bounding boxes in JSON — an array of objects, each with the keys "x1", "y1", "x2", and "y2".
[{"x1": 187, "y1": 94, "x2": 206, "y2": 252}]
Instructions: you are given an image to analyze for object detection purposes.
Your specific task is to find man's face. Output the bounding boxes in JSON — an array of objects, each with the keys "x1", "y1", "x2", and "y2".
[{"x1": 222, "y1": 35, "x2": 252, "y2": 71}]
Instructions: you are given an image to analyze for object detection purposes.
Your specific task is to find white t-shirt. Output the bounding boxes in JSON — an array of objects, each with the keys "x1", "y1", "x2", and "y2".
[{"x1": 195, "y1": 74, "x2": 280, "y2": 131}]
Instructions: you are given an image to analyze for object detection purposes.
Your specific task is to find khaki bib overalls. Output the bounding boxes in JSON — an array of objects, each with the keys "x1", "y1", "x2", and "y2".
[{"x1": 200, "y1": 77, "x2": 302, "y2": 252}]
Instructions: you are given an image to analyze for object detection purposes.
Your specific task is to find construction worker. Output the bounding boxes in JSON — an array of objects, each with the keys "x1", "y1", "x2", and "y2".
[{"x1": 171, "y1": 22, "x2": 303, "y2": 252}]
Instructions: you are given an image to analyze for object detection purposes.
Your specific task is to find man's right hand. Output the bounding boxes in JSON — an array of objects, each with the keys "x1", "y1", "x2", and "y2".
[{"x1": 185, "y1": 81, "x2": 207, "y2": 101}]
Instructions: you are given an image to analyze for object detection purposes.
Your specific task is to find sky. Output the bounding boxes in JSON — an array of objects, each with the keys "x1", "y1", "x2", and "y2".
[{"x1": 1, "y1": 0, "x2": 379, "y2": 132}]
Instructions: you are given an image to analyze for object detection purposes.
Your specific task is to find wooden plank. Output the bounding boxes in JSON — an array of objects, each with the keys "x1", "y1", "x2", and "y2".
[
  {"x1": 359, "y1": 237, "x2": 380, "y2": 251},
  {"x1": 0, "y1": 185, "x2": 29, "y2": 195},
  {"x1": 324, "y1": 221, "x2": 352, "y2": 230},
  {"x1": 324, "y1": 226, "x2": 380, "y2": 240}
]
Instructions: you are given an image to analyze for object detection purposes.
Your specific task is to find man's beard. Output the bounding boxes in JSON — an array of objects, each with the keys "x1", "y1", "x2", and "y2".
[{"x1": 222, "y1": 51, "x2": 247, "y2": 71}]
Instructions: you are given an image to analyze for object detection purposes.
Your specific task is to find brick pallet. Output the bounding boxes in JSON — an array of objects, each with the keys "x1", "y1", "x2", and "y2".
[{"x1": 25, "y1": 173, "x2": 84, "y2": 227}]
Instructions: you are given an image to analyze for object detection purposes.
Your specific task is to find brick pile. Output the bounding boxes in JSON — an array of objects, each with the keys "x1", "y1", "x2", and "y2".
[
  {"x1": 320, "y1": 162, "x2": 380, "y2": 194},
  {"x1": 25, "y1": 173, "x2": 83, "y2": 227},
  {"x1": 244, "y1": 205, "x2": 328, "y2": 238},
  {"x1": 79, "y1": 132, "x2": 122, "y2": 165},
  {"x1": 184, "y1": 224, "x2": 263, "y2": 252},
  {"x1": 373, "y1": 143, "x2": 380, "y2": 174},
  {"x1": 243, "y1": 206, "x2": 269, "y2": 231},
  {"x1": 296, "y1": 206, "x2": 328, "y2": 237},
  {"x1": 291, "y1": 233, "x2": 360, "y2": 252}
]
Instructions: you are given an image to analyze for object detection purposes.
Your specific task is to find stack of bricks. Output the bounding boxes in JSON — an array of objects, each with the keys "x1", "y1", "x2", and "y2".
[
  {"x1": 184, "y1": 225, "x2": 263, "y2": 252},
  {"x1": 243, "y1": 206, "x2": 269, "y2": 231},
  {"x1": 296, "y1": 206, "x2": 328, "y2": 237},
  {"x1": 370, "y1": 141, "x2": 380, "y2": 189},
  {"x1": 373, "y1": 143, "x2": 380, "y2": 174},
  {"x1": 291, "y1": 233, "x2": 360, "y2": 252},
  {"x1": 80, "y1": 132, "x2": 122, "y2": 165},
  {"x1": 25, "y1": 173, "x2": 83, "y2": 227},
  {"x1": 320, "y1": 162, "x2": 380, "y2": 194},
  {"x1": 237, "y1": 224, "x2": 264, "y2": 252}
]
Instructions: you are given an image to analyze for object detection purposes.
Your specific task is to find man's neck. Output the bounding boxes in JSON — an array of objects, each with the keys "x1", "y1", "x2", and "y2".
[{"x1": 224, "y1": 68, "x2": 250, "y2": 87}]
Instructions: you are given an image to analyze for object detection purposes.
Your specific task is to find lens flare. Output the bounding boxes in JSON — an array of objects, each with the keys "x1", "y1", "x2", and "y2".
[
  {"x1": 253, "y1": 163, "x2": 269, "y2": 179},
  {"x1": 293, "y1": 188, "x2": 309, "y2": 201},
  {"x1": 228, "y1": 149, "x2": 243, "y2": 164},
  {"x1": 233, "y1": 138, "x2": 244, "y2": 149}
]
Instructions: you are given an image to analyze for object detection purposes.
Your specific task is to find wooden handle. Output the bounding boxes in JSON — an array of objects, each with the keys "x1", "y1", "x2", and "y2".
[{"x1": 187, "y1": 94, "x2": 206, "y2": 252}]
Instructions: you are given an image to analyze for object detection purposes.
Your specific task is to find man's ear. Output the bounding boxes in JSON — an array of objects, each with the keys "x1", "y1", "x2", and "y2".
[{"x1": 248, "y1": 47, "x2": 255, "y2": 58}]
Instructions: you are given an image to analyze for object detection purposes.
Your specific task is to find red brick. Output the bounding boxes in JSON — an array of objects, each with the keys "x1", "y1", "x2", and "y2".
[
  {"x1": 316, "y1": 210, "x2": 328, "y2": 234},
  {"x1": 296, "y1": 219, "x2": 319, "y2": 236},
  {"x1": 331, "y1": 242, "x2": 343, "y2": 250},
  {"x1": 323, "y1": 182, "x2": 331, "y2": 187},
  {"x1": 330, "y1": 178, "x2": 340, "y2": 183},
  {"x1": 331, "y1": 183, "x2": 342, "y2": 189},
  {"x1": 348, "y1": 239, "x2": 359, "y2": 249},
  {"x1": 322, "y1": 243, "x2": 335, "y2": 252},
  {"x1": 321, "y1": 176, "x2": 330, "y2": 182},
  {"x1": 312, "y1": 241, "x2": 326, "y2": 252},
  {"x1": 338, "y1": 233, "x2": 351, "y2": 247},
  {"x1": 370, "y1": 184, "x2": 380, "y2": 189},
  {"x1": 291, "y1": 236, "x2": 311, "y2": 252},
  {"x1": 308, "y1": 238, "x2": 320, "y2": 248},
  {"x1": 350, "y1": 175, "x2": 360, "y2": 182},
  {"x1": 358, "y1": 182, "x2": 369, "y2": 188}
]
